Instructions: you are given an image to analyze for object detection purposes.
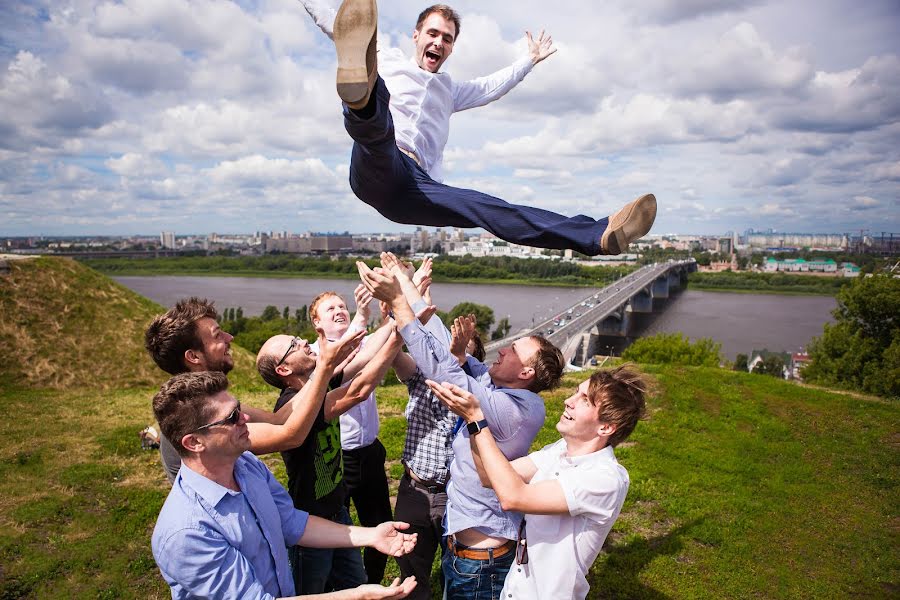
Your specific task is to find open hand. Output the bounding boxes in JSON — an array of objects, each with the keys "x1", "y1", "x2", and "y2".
[
  {"x1": 369, "y1": 521, "x2": 418, "y2": 556},
  {"x1": 526, "y1": 29, "x2": 556, "y2": 65},
  {"x1": 354, "y1": 576, "x2": 418, "y2": 599},
  {"x1": 426, "y1": 379, "x2": 484, "y2": 422},
  {"x1": 316, "y1": 326, "x2": 364, "y2": 369}
]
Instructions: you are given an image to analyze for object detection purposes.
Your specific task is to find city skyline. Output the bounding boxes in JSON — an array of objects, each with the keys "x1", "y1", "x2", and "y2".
[{"x1": 1, "y1": 0, "x2": 899, "y2": 237}]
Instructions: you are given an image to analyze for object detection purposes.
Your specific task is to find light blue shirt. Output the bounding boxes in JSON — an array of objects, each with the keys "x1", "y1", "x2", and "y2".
[
  {"x1": 399, "y1": 318, "x2": 546, "y2": 540},
  {"x1": 151, "y1": 452, "x2": 309, "y2": 599}
]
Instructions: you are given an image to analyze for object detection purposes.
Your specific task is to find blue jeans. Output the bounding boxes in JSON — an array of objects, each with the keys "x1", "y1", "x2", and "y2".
[
  {"x1": 290, "y1": 507, "x2": 367, "y2": 594},
  {"x1": 343, "y1": 77, "x2": 609, "y2": 256},
  {"x1": 441, "y1": 537, "x2": 515, "y2": 600}
]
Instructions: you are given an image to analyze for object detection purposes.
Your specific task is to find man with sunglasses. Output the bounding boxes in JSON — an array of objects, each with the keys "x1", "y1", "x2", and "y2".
[
  {"x1": 145, "y1": 298, "x2": 367, "y2": 484},
  {"x1": 150, "y1": 370, "x2": 419, "y2": 600},
  {"x1": 256, "y1": 322, "x2": 403, "y2": 594},
  {"x1": 427, "y1": 366, "x2": 647, "y2": 600}
]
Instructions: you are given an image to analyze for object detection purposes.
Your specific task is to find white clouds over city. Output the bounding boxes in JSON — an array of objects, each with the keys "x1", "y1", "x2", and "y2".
[{"x1": 0, "y1": 0, "x2": 898, "y2": 235}]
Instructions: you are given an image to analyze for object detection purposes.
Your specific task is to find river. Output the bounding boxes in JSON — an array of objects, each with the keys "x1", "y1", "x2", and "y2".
[{"x1": 114, "y1": 276, "x2": 836, "y2": 360}]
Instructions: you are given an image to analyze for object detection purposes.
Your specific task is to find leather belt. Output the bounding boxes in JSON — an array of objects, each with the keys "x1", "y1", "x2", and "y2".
[
  {"x1": 398, "y1": 146, "x2": 422, "y2": 167},
  {"x1": 404, "y1": 468, "x2": 446, "y2": 494},
  {"x1": 447, "y1": 535, "x2": 515, "y2": 561}
]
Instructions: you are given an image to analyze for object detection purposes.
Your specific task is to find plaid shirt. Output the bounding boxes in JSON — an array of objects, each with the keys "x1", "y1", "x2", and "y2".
[{"x1": 402, "y1": 368, "x2": 456, "y2": 485}]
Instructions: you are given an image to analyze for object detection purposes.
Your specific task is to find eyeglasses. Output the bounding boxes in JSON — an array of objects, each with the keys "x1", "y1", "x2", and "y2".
[
  {"x1": 277, "y1": 337, "x2": 303, "y2": 366},
  {"x1": 193, "y1": 403, "x2": 242, "y2": 433},
  {"x1": 516, "y1": 519, "x2": 528, "y2": 565}
]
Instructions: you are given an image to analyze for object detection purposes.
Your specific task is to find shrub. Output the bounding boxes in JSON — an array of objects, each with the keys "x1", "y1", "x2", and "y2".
[{"x1": 622, "y1": 332, "x2": 721, "y2": 366}]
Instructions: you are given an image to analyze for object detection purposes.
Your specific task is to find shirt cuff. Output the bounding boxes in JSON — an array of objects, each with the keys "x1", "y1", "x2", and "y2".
[{"x1": 399, "y1": 320, "x2": 425, "y2": 345}]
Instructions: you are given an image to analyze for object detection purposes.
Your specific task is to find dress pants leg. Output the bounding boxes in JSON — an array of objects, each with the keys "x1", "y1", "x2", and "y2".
[{"x1": 343, "y1": 77, "x2": 610, "y2": 256}]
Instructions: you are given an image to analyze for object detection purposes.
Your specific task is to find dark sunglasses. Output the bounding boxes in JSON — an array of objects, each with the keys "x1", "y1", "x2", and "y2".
[
  {"x1": 193, "y1": 403, "x2": 242, "y2": 433},
  {"x1": 277, "y1": 337, "x2": 303, "y2": 366},
  {"x1": 516, "y1": 519, "x2": 528, "y2": 565}
]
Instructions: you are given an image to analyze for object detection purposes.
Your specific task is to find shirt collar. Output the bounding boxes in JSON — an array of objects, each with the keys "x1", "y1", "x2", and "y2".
[
  {"x1": 178, "y1": 460, "x2": 240, "y2": 507},
  {"x1": 559, "y1": 441, "x2": 616, "y2": 466}
]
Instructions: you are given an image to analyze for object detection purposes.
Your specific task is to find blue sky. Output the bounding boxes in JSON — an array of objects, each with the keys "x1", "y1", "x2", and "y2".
[{"x1": 1, "y1": 0, "x2": 898, "y2": 236}]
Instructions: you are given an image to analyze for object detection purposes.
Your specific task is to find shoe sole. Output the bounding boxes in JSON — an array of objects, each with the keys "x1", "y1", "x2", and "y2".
[
  {"x1": 334, "y1": 0, "x2": 377, "y2": 105},
  {"x1": 601, "y1": 193, "x2": 657, "y2": 255}
]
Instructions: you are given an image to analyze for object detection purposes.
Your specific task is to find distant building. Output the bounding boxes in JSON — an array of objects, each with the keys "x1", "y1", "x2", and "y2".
[
  {"x1": 747, "y1": 349, "x2": 792, "y2": 379},
  {"x1": 747, "y1": 233, "x2": 848, "y2": 249},
  {"x1": 764, "y1": 257, "x2": 837, "y2": 273},
  {"x1": 264, "y1": 232, "x2": 353, "y2": 254},
  {"x1": 160, "y1": 231, "x2": 176, "y2": 249},
  {"x1": 841, "y1": 262, "x2": 861, "y2": 277}
]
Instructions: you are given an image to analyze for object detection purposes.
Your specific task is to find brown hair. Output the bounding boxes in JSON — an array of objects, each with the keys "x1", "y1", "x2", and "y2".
[
  {"x1": 588, "y1": 365, "x2": 647, "y2": 447},
  {"x1": 145, "y1": 297, "x2": 218, "y2": 375},
  {"x1": 416, "y1": 4, "x2": 461, "y2": 39},
  {"x1": 152, "y1": 371, "x2": 229, "y2": 457},
  {"x1": 309, "y1": 291, "x2": 343, "y2": 322},
  {"x1": 525, "y1": 335, "x2": 564, "y2": 393},
  {"x1": 469, "y1": 331, "x2": 485, "y2": 362},
  {"x1": 256, "y1": 345, "x2": 286, "y2": 390}
]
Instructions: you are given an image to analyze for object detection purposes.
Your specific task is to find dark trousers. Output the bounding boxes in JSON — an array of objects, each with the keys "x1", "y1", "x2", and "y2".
[
  {"x1": 344, "y1": 77, "x2": 610, "y2": 256},
  {"x1": 393, "y1": 473, "x2": 448, "y2": 600},
  {"x1": 342, "y1": 438, "x2": 393, "y2": 584}
]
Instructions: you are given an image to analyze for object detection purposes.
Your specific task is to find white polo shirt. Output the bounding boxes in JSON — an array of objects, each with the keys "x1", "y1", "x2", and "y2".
[{"x1": 501, "y1": 440, "x2": 630, "y2": 600}]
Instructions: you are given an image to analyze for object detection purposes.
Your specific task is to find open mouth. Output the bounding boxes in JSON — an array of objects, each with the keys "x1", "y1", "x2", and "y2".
[
  {"x1": 425, "y1": 49, "x2": 441, "y2": 66},
  {"x1": 561, "y1": 412, "x2": 574, "y2": 421}
]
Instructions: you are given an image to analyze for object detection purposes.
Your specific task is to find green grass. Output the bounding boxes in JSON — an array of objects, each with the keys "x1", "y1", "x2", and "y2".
[
  {"x1": 0, "y1": 368, "x2": 897, "y2": 598},
  {"x1": 1, "y1": 258, "x2": 896, "y2": 598}
]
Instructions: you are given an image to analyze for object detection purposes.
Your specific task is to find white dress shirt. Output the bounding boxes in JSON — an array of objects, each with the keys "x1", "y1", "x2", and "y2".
[{"x1": 300, "y1": 0, "x2": 535, "y2": 181}]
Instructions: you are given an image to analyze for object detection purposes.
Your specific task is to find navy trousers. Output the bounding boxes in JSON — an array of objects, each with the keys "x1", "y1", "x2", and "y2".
[{"x1": 343, "y1": 77, "x2": 609, "y2": 256}]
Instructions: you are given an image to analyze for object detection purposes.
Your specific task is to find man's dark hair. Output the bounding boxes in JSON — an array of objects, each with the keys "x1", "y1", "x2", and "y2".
[
  {"x1": 526, "y1": 335, "x2": 564, "y2": 393},
  {"x1": 145, "y1": 297, "x2": 218, "y2": 375},
  {"x1": 588, "y1": 365, "x2": 647, "y2": 447},
  {"x1": 416, "y1": 4, "x2": 461, "y2": 39},
  {"x1": 152, "y1": 371, "x2": 229, "y2": 457},
  {"x1": 257, "y1": 349, "x2": 286, "y2": 390}
]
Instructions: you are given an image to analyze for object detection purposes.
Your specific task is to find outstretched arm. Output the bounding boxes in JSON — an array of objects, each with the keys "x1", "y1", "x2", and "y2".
[
  {"x1": 247, "y1": 328, "x2": 364, "y2": 454},
  {"x1": 452, "y1": 29, "x2": 556, "y2": 113},
  {"x1": 426, "y1": 380, "x2": 569, "y2": 515},
  {"x1": 298, "y1": 0, "x2": 336, "y2": 39},
  {"x1": 325, "y1": 325, "x2": 402, "y2": 420}
]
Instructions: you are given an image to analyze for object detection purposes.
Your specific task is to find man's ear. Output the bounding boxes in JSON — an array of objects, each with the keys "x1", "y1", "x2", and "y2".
[
  {"x1": 184, "y1": 349, "x2": 203, "y2": 368},
  {"x1": 275, "y1": 363, "x2": 292, "y2": 378},
  {"x1": 597, "y1": 422, "x2": 617, "y2": 438},
  {"x1": 518, "y1": 366, "x2": 535, "y2": 381},
  {"x1": 181, "y1": 432, "x2": 205, "y2": 454}
]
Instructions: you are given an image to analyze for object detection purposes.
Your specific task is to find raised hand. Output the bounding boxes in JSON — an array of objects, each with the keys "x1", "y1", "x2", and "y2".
[
  {"x1": 354, "y1": 283, "x2": 374, "y2": 322},
  {"x1": 357, "y1": 261, "x2": 403, "y2": 303},
  {"x1": 526, "y1": 29, "x2": 556, "y2": 66},
  {"x1": 316, "y1": 326, "x2": 365, "y2": 369},
  {"x1": 449, "y1": 314, "x2": 476, "y2": 364},
  {"x1": 426, "y1": 379, "x2": 484, "y2": 422},
  {"x1": 412, "y1": 257, "x2": 433, "y2": 288}
]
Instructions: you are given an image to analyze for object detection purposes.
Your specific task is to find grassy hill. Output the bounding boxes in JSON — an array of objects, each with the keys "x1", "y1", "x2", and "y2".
[
  {"x1": 0, "y1": 259, "x2": 897, "y2": 598},
  {"x1": 0, "y1": 256, "x2": 262, "y2": 390}
]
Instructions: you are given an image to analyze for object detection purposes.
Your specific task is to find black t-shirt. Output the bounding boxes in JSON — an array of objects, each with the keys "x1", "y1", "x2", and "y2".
[{"x1": 273, "y1": 372, "x2": 346, "y2": 518}]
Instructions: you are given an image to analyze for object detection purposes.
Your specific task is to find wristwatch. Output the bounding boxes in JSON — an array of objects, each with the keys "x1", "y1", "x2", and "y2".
[{"x1": 466, "y1": 419, "x2": 489, "y2": 436}]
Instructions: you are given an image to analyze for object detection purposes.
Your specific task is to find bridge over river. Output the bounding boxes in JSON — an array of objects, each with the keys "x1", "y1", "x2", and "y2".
[{"x1": 483, "y1": 259, "x2": 697, "y2": 366}]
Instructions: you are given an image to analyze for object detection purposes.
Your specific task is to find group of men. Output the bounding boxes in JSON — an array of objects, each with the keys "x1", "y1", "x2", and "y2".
[
  {"x1": 145, "y1": 1, "x2": 657, "y2": 598},
  {"x1": 146, "y1": 250, "x2": 646, "y2": 599}
]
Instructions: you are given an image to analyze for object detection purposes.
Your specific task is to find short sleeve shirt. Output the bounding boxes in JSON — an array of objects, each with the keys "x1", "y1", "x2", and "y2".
[{"x1": 501, "y1": 440, "x2": 630, "y2": 600}]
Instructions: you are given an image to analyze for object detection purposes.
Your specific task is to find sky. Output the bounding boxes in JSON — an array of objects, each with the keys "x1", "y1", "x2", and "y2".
[{"x1": 1, "y1": 0, "x2": 898, "y2": 237}]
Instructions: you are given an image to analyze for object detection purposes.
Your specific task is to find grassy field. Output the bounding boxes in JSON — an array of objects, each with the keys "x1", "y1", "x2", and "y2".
[{"x1": 1, "y1": 258, "x2": 897, "y2": 598}]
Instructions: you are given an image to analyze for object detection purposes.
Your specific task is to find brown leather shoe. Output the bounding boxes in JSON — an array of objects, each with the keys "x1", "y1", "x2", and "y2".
[
  {"x1": 334, "y1": 0, "x2": 378, "y2": 109},
  {"x1": 600, "y1": 193, "x2": 657, "y2": 255}
]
